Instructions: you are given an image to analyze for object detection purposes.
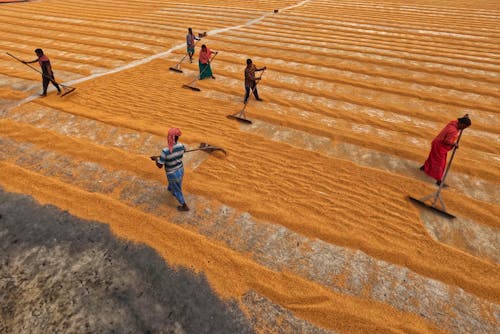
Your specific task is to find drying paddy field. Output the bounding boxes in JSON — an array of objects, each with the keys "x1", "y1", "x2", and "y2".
[{"x1": 0, "y1": 0, "x2": 499, "y2": 333}]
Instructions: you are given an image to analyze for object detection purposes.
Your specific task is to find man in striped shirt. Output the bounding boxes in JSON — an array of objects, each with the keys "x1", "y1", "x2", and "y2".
[{"x1": 151, "y1": 128, "x2": 189, "y2": 211}]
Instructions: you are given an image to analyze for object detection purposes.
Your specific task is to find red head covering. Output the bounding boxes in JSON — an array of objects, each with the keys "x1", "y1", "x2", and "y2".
[
  {"x1": 199, "y1": 46, "x2": 211, "y2": 64},
  {"x1": 167, "y1": 127, "x2": 182, "y2": 153}
]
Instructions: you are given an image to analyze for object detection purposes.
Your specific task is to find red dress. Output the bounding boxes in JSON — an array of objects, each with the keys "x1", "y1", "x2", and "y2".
[{"x1": 423, "y1": 120, "x2": 459, "y2": 181}]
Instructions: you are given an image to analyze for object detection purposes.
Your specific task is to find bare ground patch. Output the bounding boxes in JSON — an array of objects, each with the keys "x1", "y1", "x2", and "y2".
[{"x1": 0, "y1": 187, "x2": 253, "y2": 334}]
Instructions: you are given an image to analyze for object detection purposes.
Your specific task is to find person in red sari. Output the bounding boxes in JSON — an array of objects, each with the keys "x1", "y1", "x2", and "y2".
[{"x1": 420, "y1": 116, "x2": 471, "y2": 185}]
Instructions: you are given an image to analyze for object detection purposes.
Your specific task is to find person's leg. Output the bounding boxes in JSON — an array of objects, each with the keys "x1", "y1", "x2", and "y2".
[
  {"x1": 167, "y1": 178, "x2": 185, "y2": 204},
  {"x1": 252, "y1": 84, "x2": 262, "y2": 101},
  {"x1": 167, "y1": 168, "x2": 188, "y2": 211},
  {"x1": 188, "y1": 46, "x2": 194, "y2": 63},
  {"x1": 42, "y1": 76, "x2": 49, "y2": 96},
  {"x1": 50, "y1": 76, "x2": 61, "y2": 94},
  {"x1": 244, "y1": 86, "x2": 250, "y2": 104}
]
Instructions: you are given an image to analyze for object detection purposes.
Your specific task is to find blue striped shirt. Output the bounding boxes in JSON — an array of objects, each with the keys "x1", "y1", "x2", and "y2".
[{"x1": 158, "y1": 142, "x2": 185, "y2": 174}]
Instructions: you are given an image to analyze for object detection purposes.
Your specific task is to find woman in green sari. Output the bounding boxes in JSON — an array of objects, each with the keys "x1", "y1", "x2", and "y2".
[{"x1": 198, "y1": 44, "x2": 217, "y2": 80}]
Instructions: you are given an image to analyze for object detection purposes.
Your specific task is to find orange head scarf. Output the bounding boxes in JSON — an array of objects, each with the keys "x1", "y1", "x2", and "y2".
[{"x1": 167, "y1": 127, "x2": 182, "y2": 153}]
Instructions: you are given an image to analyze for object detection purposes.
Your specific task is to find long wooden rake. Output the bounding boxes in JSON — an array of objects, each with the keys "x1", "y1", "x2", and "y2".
[
  {"x1": 7, "y1": 52, "x2": 76, "y2": 97},
  {"x1": 150, "y1": 143, "x2": 227, "y2": 162},
  {"x1": 186, "y1": 142, "x2": 226, "y2": 155}
]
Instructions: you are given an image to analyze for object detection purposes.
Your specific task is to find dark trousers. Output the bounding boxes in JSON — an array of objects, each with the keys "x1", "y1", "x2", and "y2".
[
  {"x1": 42, "y1": 75, "x2": 61, "y2": 94},
  {"x1": 244, "y1": 83, "x2": 259, "y2": 104}
]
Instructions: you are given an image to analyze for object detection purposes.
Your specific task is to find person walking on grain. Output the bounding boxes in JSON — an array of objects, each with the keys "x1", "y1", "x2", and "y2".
[
  {"x1": 22, "y1": 48, "x2": 61, "y2": 97},
  {"x1": 186, "y1": 27, "x2": 200, "y2": 63},
  {"x1": 420, "y1": 116, "x2": 471, "y2": 186},
  {"x1": 244, "y1": 58, "x2": 266, "y2": 104},
  {"x1": 151, "y1": 128, "x2": 189, "y2": 211}
]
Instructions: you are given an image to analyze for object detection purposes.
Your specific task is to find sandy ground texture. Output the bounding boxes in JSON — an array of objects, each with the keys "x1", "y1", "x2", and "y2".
[{"x1": 0, "y1": 0, "x2": 499, "y2": 333}]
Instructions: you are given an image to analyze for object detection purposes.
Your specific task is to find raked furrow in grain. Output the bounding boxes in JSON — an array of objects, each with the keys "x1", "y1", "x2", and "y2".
[{"x1": 0, "y1": 109, "x2": 497, "y2": 333}]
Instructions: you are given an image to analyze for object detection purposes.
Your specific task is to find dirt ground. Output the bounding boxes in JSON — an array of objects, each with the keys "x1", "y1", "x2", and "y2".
[{"x1": 0, "y1": 187, "x2": 253, "y2": 334}]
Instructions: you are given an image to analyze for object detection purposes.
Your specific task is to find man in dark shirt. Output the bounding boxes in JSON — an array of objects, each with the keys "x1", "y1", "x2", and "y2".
[
  {"x1": 23, "y1": 48, "x2": 61, "y2": 96},
  {"x1": 244, "y1": 59, "x2": 266, "y2": 104}
]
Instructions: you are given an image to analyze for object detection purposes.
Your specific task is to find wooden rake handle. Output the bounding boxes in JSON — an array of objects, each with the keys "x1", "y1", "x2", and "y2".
[{"x1": 6, "y1": 52, "x2": 74, "y2": 90}]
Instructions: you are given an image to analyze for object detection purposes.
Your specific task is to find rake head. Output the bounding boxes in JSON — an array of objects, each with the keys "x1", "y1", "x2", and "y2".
[
  {"x1": 60, "y1": 86, "x2": 76, "y2": 97},
  {"x1": 198, "y1": 143, "x2": 227, "y2": 155},
  {"x1": 169, "y1": 66, "x2": 183, "y2": 73},
  {"x1": 227, "y1": 114, "x2": 252, "y2": 124},
  {"x1": 182, "y1": 83, "x2": 201, "y2": 91},
  {"x1": 408, "y1": 196, "x2": 456, "y2": 219}
]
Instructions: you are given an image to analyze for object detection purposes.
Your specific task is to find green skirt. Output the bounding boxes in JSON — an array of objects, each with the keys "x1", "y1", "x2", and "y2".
[{"x1": 199, "y1": 61, "x2": 212, "y2": 79}]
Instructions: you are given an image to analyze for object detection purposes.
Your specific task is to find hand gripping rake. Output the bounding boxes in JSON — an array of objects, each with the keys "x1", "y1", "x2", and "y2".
[
  {"x1": 7, "y1": 52, "x2": 76, "y2": 97},
  {"x1": 182, "y1": 52, "x2": 218, "y2": 92},
  {"x1": 409, "y1": 116, "x2": 469, "y2": 219},
  {"x1": 227, "y1": 69, "x2": 266, "y2": 124}
]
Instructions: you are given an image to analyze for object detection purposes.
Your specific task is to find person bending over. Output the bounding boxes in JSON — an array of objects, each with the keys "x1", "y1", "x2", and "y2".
[{"x1": 420, "y1": 116, "x2": 471, "y2": 186}]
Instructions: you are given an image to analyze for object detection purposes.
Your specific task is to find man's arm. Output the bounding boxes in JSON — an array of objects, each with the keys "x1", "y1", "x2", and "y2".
[{"x1": 23, "y1": 59, "x2": 38, "y2": 64}]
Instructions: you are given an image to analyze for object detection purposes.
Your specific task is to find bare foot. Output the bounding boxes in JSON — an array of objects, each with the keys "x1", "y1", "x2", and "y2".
[{"x1": 177, "y1": 204, "x2": 189, "y2": 212}]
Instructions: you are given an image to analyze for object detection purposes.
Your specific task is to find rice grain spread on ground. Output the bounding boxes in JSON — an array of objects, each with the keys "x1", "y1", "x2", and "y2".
[{"x1": 0, "y1": 0, "x2": 499, "y2": 333}]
